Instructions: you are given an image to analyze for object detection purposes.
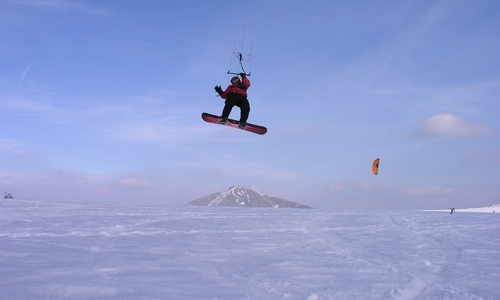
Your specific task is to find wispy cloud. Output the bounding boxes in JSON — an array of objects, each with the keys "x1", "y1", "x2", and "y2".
[
  {"x1": 107, "y1": 120, "x2": 205, "y2": 143},
  {"x1": 406, "y1": 186, "x2": 454, "y2": 196},
  {"x1": 16, "y1": 0, "x2": 106, "y2": 15},
  {"x1": 55, "y1": 168, "x2": 86, "y2": 181},
  {"x1": 0, "y1": 143, "x2": 28, "y2": 157},
  {"x1": 119, "y1": 178, "x2": 150, "y2": 188},
  {"x1": 461, "y1": 150, "x2": 500, "y2": 166},
  {"x1": 327, "y1": 181, "x2": 374, "y2": 193},
  {"x1": 15, "y1": 60, "x2": 35, "y2": 95}
]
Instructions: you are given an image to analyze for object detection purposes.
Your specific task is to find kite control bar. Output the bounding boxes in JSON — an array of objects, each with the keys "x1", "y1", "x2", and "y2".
[
  {"x1": 227, "y1": 71, "x2": 251, "y2": 76},
  {"x1": 227, "y1": 52, "x2": 251, "y2": 76}
]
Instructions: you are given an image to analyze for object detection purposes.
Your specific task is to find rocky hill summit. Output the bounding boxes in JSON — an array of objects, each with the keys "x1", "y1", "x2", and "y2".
[{"x1": 186, "y1": 186, "x2": 312, "y2": 209}]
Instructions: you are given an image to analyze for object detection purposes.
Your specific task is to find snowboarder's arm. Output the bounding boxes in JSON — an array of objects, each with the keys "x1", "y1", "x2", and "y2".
[
  {"x1": 241, "y1": 77, "x2": 250, "y2": 89},
  {"x1": 220, "y1": 85, "x2": 232, "y2": 99},
  {"x1": 214, "y1": 85, "x2": 223, "y2": 95}
]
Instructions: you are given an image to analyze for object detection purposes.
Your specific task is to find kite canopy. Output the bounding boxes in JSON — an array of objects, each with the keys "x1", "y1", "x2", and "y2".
[{"x1": 372, "y1": 158, "x2": 380, "y2": 175}]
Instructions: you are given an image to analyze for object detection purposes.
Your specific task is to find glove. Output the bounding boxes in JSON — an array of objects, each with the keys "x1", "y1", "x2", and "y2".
[
  {"x1": 239, "y1": 73, "x2": 246, "y2": 78},
  {"x1": 214, "y1": 85, "x2": 223, "y2": 95}
]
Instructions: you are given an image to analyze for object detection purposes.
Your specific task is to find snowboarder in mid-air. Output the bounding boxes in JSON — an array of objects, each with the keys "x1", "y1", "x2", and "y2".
[{"x1": 214, "y1": 73, "x2": 250, "y2": 129}]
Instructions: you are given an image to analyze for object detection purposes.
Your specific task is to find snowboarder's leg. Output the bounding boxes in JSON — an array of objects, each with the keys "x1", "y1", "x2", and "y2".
[
  {"x1": 235, "y1": 99, "x2": 250, "y2": 129},
  {"x1": 233, "y1": 96, "x2": 250, "y2": 123},
  {"x1": 239, "y1": 99, "x2": 250, "y2": 123},
  {"x1": 221, "y1": 98, "x2": 236, "y2": 120}
]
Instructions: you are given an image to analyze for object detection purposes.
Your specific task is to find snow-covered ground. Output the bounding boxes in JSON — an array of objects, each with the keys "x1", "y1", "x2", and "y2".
[
  {"x1": 425, "y1": 204, "x2": 500, "y2": 214},
  {"x1": 1, "y1": 199, "x2": 499, "y2": 300},
  {"x1": 453, "y1": 204, "x2": 499, "y2": 213}
]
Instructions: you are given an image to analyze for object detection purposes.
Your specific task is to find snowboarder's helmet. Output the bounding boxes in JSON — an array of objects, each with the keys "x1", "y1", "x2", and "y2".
[{"x1": 231, "y1": 76, "x2": 240, "y2": 83}]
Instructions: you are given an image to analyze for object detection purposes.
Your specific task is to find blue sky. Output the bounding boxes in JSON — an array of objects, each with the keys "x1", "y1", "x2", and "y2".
[{"x1": 1, "y1": 0, "x2": 499, "y2": 209}]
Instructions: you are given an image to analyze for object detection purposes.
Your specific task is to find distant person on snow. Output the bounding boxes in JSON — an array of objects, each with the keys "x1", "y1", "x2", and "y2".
[{"x1": 214, "y1": 73, "x2": 250, "y2": 129}]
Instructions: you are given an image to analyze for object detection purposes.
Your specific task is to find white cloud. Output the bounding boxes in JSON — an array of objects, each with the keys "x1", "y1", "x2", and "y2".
[{"x1": 418, "y1": 114, "x2": 492, "y2": 138}]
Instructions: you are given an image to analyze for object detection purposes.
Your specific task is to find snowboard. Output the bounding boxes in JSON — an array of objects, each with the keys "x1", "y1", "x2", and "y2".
[{"x1": 201, "y1": 113, "x2": 267, "y2": 135}]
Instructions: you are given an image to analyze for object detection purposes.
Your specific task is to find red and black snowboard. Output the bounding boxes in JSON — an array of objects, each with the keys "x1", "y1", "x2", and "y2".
[{"x1": 201, "y1": 113, "x2": 267, "y2": 135}]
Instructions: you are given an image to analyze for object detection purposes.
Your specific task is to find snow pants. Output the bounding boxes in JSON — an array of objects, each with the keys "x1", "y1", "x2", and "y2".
[{"x1": 221, "y1": 93, "x2": 250, "y2": 123}]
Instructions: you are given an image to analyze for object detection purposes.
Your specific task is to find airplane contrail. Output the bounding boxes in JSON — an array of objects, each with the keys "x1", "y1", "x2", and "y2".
[{"x1": 16, "y1": 60, "x2": 36, "y2": 94}]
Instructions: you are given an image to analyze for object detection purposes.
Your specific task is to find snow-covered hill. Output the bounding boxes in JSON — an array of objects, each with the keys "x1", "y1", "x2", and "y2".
[{"x1": 186, "y1": 186, "x2": 312, "y2": 208}]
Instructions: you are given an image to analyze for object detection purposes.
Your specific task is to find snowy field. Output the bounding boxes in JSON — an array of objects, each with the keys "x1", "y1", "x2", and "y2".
[
  {"x1": 1, "y1": 199, "x2": 499, "y2": 300},
  {"x1": 426, "y1": 204, "x2": 500, "y2": 214}
]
